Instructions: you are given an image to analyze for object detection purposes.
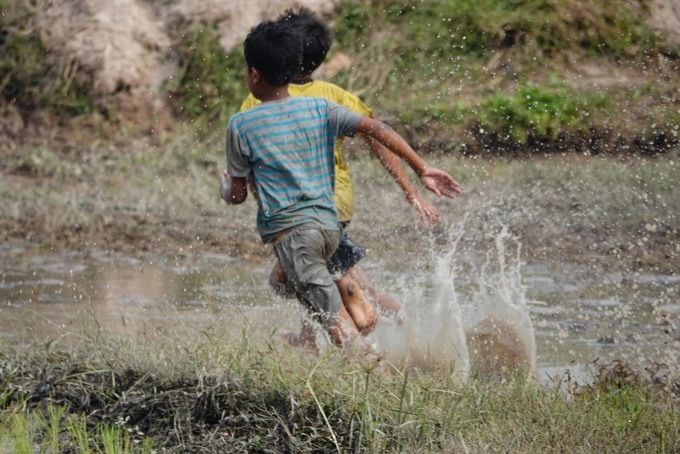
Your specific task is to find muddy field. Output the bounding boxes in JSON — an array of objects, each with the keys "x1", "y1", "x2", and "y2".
[
  {"x1": 2, "y1": 145, "x2": 678, "y2": 278},
  {"x1": 2, "y1": 153, "x2": 679, "y2": 452}
]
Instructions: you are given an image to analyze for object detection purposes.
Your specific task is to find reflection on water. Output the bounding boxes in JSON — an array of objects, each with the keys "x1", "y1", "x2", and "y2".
[
  {"x1": 0, "y1": 248, "x2": 303, "y2": 343},
  {"x1": 1, "y1": 243, "x2": 678, "y2": 383}
]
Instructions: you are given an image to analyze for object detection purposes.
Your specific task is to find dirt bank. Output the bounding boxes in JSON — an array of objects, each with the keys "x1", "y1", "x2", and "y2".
[
  {"x1": 2, "y1": 0, "x2": 678, "y2": 151},
  {"x1": 0, "y1": 0, "x2": 341, "y2": 143}
]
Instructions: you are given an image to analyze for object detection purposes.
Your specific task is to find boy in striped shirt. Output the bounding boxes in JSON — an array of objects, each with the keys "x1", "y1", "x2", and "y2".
[
  {"x1": 220, "y1": 20, "x2": 461, "y2": 352},
  {"x1": 242, "y1": 8, "x2": 444, "y2": 348}
]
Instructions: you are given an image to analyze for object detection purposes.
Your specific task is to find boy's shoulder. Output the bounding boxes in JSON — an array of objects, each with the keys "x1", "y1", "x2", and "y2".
[
  {"x1": 291, "y1": 80, "x2": 352, "y2": 101},
  {"x1": 291, "y1": 80, "x2": 372, "y2": 117},
  {"x1": 230, "y1": 97, "x2": 331, "y2": 126}
]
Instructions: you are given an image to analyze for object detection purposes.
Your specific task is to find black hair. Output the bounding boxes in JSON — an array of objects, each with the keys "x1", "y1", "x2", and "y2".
[
  {"x1": 277, "y1": 7, "x2": 332, "y2": 74},
  {"x1": 243, "y1": 21, "x2": 302, "y2": 87}
]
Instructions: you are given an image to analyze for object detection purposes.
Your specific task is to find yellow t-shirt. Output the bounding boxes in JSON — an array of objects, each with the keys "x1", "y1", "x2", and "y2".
[{"x1": 240, "y1": 81, "x2": 373, "y2": 222}]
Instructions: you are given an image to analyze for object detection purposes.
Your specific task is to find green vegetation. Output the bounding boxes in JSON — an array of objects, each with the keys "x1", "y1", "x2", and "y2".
[
  {"x1": 334, "y1": 0, "x2": 666, "y2": 70},
  {"x1": 1, "y1": 2, "x2": 679, "y2": 451},
  {"x1": 164, "y1": 25, "x2": 245, "y2": 131},
  {"x1": 2, "y1": 0, "x2": 677, "y2": 153},
  {"x1": 1, "y1": 330, "x2": 678, "y2": 452},
  {"x1": 476, "y1": 84, "x2": 610, "y2": 144},
  {"x1": 0, "y1": 403, "x2": 155, "y2": 454},
  {"x1": 0, "y1": 0, "x2": 95, "y2": 119},
  {"x1": 329, "y1": 0, "x2": 678, "y2": 152}
]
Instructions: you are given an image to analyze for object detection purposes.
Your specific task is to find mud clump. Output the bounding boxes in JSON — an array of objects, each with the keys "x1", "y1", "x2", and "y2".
[
  {"x1": 38, "y1": 0, "x2": 174, "y2": 132},
  {"x1": 466, "y1": 319, "x2": 535, "y2": 378}
]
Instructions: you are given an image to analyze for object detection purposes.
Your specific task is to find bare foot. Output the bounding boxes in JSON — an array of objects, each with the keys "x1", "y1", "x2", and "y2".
[
  {"x1": 381, "y1": 308, "x2": 405, "y2": 326},
  {"x1": 281, "y1": 330, "x2": 320, "y2": 356}
]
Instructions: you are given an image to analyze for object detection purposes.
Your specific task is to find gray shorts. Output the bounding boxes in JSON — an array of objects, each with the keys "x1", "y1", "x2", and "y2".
[{"x1": 273, "y1": 226, "x2": 341, "y2": 329}]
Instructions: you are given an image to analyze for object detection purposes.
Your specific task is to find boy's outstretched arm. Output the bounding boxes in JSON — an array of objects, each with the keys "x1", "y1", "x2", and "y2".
[
  {"x1": 220, "y1": 171, "x2": 248, "y2": 205},
  {"x1": 357, "y1": 117, "x2": 462, "y2": 199},
  {"x1": 363, "y1": 135, "x2": 440, "y2": 225}
]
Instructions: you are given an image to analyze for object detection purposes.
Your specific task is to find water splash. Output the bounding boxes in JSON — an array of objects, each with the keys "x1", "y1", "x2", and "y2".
[
  {"x1": 373, "y1": 223, "x2": 536, "y2": 381},
  {"x1": 462, "y1": 226, "x2": 537, "y2": 378},
  {"x1": 373, "y1": 224, "x2": 469, "y2": 381}
]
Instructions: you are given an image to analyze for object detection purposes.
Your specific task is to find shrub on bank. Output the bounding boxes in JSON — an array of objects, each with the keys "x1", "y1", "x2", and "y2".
[
  {"x1": 0, "y1": 0, "x2": 94, "y2": 120},
  {"x1": 164, "y1": 25, "x2": 245, "y2": 132},
  {"x1": 331, "y1": 0, "x2": 678, "y2": 154}
]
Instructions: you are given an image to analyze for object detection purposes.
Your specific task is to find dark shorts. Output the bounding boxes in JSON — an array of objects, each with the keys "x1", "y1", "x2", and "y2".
[{"x1": 327, "y1": 222, "x2": 366, "y2": 276}]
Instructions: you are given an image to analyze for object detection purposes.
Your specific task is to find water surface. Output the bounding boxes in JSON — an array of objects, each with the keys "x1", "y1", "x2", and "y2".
[{"x1": 2, "y1": 244, "x2": 678, "y2": 383}]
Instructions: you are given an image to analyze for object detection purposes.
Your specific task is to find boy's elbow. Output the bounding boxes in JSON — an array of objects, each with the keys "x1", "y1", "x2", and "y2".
[{"x1": 358, "y1": 117, "x2": 394, "y2": 142}]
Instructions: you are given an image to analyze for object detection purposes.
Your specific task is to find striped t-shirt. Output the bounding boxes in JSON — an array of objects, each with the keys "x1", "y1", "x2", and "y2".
[
  {"x1": 227, "y1": 96, "x2": 363, "y2": 243},
  {"x1": 240, "y1": 81, "x2": 373, "y2": 222}
]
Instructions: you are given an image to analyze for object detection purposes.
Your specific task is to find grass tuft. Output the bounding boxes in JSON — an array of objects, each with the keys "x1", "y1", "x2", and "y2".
[{"x1": 1, "y1": 329, "x2": 678, "y2": 452}]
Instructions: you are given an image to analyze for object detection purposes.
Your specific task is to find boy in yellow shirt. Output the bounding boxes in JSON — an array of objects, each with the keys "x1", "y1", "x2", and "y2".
[{"x1": 240, "y1": 8, "x2": 452, "y2": 350}]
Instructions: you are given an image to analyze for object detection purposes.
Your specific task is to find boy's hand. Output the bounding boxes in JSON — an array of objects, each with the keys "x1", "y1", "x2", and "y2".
[
  {"x1": 220, "y1": 170, "x2": 248, "y2": 204},
  {"x1": 406, "y1": 190, "x2": 440, "y2": 225},
  {"x1": 419, "y1": 167, "x2": 462, "y2": 199},
  {"x1": 220, "y1": 171, "x2": 233, "y2": 202}
]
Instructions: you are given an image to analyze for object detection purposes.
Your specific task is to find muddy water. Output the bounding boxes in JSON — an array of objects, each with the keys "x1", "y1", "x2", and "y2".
[
  {"x1": 1, "y1": 244, "x2": 678, "y2": 383},
  {"x1": 524, "y1": 263, "x2": 680, "y2": 380},
  {"x1": 0, "y1": 248, "x2": 304, "y2": 343}
]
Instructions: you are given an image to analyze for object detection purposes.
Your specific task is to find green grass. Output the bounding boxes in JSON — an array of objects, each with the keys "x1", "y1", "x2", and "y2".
[
  {"x1": 476, "y1": 84, "x2": 611, "y2": 144},
  {"x1": 1, "y1": 329, "x2": 678, "y2": 452},
  {"x1": 334, "y1": 0, "x2": 665, "y2": 65},
  {"x1": 0, "y1": 404, "x2": 155, "y2": 453}
]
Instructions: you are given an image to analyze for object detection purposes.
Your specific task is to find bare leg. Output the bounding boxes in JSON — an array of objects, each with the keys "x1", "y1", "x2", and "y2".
[
  {"x1": 270, "y1": 263, "x2": 370, "y2": 352},
  {"x1": 270, "y1": 229, "x2": 378, "y2": 360},
  {"x1": 270, "y1": 263, "x2": 321, "y2": 352},
  {"x1": 271, "y1": 262, "x2": 378, "y2": 338},
  {"x1": 328, "y1": 305, "x2": 379, "y2": 360},
  {"x1": 336, "y1": 274, "x2": 378, "y2": 335},
  {"x1": 282, "y1": 304, "x2": 375, "y2": 356},
  {"x1": 346, "y1": 265, "x2": 403, "y2": 316},
  {"x1": 281, "y1": 318, "x2": 319, "y2": 355}
]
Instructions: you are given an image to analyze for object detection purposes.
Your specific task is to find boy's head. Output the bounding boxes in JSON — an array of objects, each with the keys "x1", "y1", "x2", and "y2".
[
  {"x1": 277, "y1": 7, "x2": 332, "y2": 76},
  {"x1": 244, "y1": 21, "x2": 302, "y2": 87}
]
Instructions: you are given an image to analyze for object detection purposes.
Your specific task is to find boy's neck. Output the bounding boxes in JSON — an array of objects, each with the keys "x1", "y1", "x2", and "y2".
[
  {"x1": 255, "y1": 85, "x2": 290, "y2": 103},
  {"x1": 293, "y1": 72, "x2": 314, "y2": 84}
]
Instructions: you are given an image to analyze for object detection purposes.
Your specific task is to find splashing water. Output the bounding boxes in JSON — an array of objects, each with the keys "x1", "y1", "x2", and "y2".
[
  {"x1": 372, "y1": 223, "x2": 536, "y2": 381},
  {"x1": 371, "y1": 225, "x2": 469, "y2": 380},
  {"x1": 462, "y1": 226, "x2": 536, "y2": 378}
]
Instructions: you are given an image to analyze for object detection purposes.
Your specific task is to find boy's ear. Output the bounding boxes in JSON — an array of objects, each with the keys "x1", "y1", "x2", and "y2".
[{"x1": 249, "y1": 66, "x2": 261, "y2": 84}]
